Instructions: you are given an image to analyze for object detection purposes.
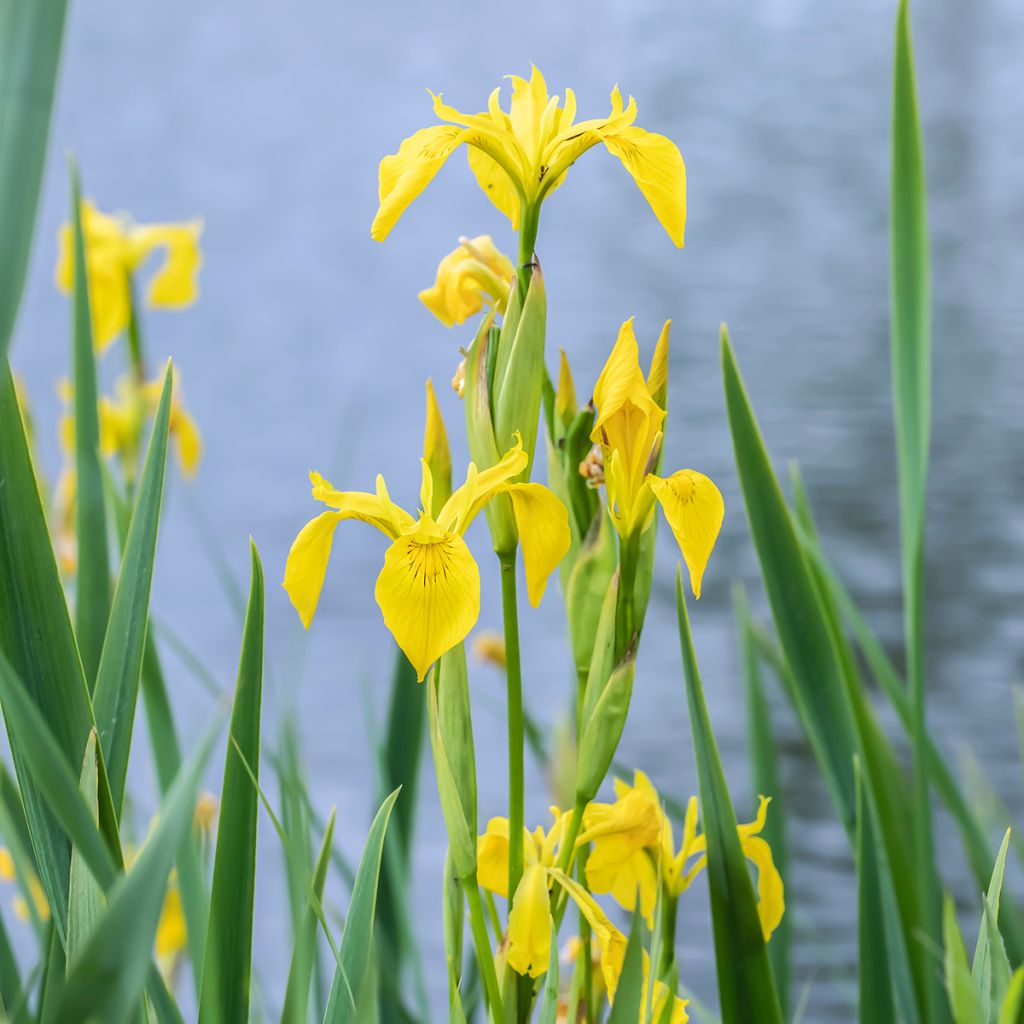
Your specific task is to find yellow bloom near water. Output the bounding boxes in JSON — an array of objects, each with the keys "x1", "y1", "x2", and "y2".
[
  {"x1": 581, "y1": 770, "x2": 785, "y2": 941},
  {"x1": 55, "y1": 200, "x2": 203, "y2": 351},
  {"x1": 419, "y1": 235, "x2": 514, "y2": 326},
  {"x1": 589, "y1": 319, "x2": 724, "y2": 597},
  {"x1": 371, "y1": 66, "x2": 686, "y2": 246},
  {"x1": 283, "y1": 435, "x2": 570, "y2": 681}
]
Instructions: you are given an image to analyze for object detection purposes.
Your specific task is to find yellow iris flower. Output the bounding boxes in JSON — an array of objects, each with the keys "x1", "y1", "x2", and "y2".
[
  {"x1": 590, "y1": 319, "x2": 724, "y2": 598},
  {"x1": 0, "y1": 846, "x2": 49, "y2": 924},
  {"x1": 419, "y1": 235, "x2": 515, "y2": 327},
  {"x1": 478, "y1": 808, "x2": 573, "y2": 978},
  {"x1": 371, "y1": 65, "x2": 686, "y2": 247},
  {"x1": 549, "y1": 869, "x2": 689, "y2": 1024},
  {"x1": 283, "y1": 435, "x2": 570, "y2": 681},
  {"x1": 55, "y1": 200, "x2": 203, "y2": 351},
  {"x1": 581, "y1": 770, "x2": 785, "y2": 941}
]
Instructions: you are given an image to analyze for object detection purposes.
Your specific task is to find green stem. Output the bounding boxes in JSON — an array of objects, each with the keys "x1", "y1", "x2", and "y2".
[
  {"x1": 615, "y1": 531, "x2": 641, "y2": 659},
  {"x1": 464, "y1": 876, "x2": 504, "y2": 1024},
  {"x1": 548, "y1": 794, "x2": 588, "y2": 931},
  {"x1": 516, "y1": 204, "x2": 540, "y2": 299},
  {"x1": 500, "y1": 551, "x2": 526, "y2": 905},
  {"x1": 575, "y1": 666, "x2": 588, "y2": 739},
  {"x1": 577, "y1": 845, "x2": 595, "y2": 1024},
  {"x1": 658, "y1": 890, "x2": 679, "y2": 977},
  {"x1": 125, "y1": 273, "x2": 146, "y2": 382}
]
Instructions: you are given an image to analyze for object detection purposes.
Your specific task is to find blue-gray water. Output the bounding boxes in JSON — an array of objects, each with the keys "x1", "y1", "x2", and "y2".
[{"x1": 9, "y1": 0, "x2": 1024, "y2": 1020}]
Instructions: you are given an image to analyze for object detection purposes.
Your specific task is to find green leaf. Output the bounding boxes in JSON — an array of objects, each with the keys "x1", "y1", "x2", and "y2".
[
  {"x1": 92, "y1": 362, "x2": 173, "y2": 818},
  {"x1": 282, "y1": 808, "x2": 336, "y2": 1024},
  {"x1": 675, "y1": 572, "x2": 783, "y2": 1024},
  {"x1": 0, "y1": 908, "x2": 29, "y2": 1024},
  {"x1": 891, "y1": 0, "x2": 942, "y2": 1013},
  {"x1": 324, "y1": 788, "x2": 400, "y2": 1023},
  {"x1": 998, "y1": 969, "x2": 1024, "y2": 1024},
  {"x1": 734, "y1": 585, "x2": 789, "y2": 1016},
  {"x1": 37, "y1": 924, "x2": 65, "y2": 1024},
  {"x1": 0, "y1": 363, "x2": 96, "y2": 943},
  {"x1": 66, "y1": 730, "x2": 105, "y2": 970},
  {"x1": 56, "y1": 716, "x2": 221, "y2": 1023},
  {"x1": 606, "y1": 913, "x2": 644, "y2": 1024},
  {"x1": 855, "y1": 757, "x2": 919, "y2": 1024},
  {"x1": 68, "y1": 159, "x2": 111, "y2": 685},
  {"x1": 198, "y1": 542, "x2": 265, "y2": 1024},
  {"x1": 973, "y1": 829, "x2": 1013, "y2": 1020},
  {"x1": 536, "y1": 918, "x2": 561, "y2": 1024},
  {"x1": 944, "y1": 896, "x2": 983, "y2": 1024},
  {"x1": 0, "y1": 0, "x2": 68, "y2": 360},
  {"x1": 0, "y1": 650, "x2": 117, "y2": 896}
]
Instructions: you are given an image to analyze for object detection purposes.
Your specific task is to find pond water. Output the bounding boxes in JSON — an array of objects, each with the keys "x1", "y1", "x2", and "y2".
[{"x1": 10, "y1": 0, "x2": 1024, "y2": 1019}]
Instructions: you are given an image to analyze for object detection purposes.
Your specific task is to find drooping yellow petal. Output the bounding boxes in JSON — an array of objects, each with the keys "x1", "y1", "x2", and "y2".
[
  {"x1": 310, "y1": 472, "x2": 416, "y2": 538},
  {"x1": 283, "y1": 510, "x2": 346, "y2": 629},
  {"x1": 170, "y1": 403, "x2": 202, "y2": 477},
  {"x1": 478, "y1": 817, "x2": 512, "y2": 898},
  {"x1": 742, "y1": 834, "x2": 785, "y2": 942},
  {"x1": 374, "y1": 526, "x2": 480, "y2": 681},
  {"x1": 372, "y1": 125, "x2": 468, "y2": 241},
  {"x1": 135, "y1": 221, "x2": 204, "y2": 308},
  {"x1": 506, "y1": 863, "x2": 552, "y2": 979},
  {"x1": 505, "y1": 483, "x2": 570, "y2": 607},
  {"x1": 648, "y1": 470, "x2": 724, "y2": 598},
  {"x1": 602, "y1": 125, "x2": 687, "y2": 248},
  {"x1": 467, "y1": 145, "x2": 522, "y2": 227}
]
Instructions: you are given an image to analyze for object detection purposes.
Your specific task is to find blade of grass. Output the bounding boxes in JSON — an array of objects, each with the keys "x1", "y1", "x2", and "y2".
[
  {"x1": 607, "y1": 913, "x2": 645, "y2": 1024},
  {"x1": 56, "y1": 715, "x2": 222, "y2": 1022},
  {"x1": 66, "y1": 730, "x2": 105, "y2": 970},
  {"x1": 198, "y1": 542, "x2": 264, "y2": 1024},
  {"x1": 972, "y1": 829, "x2": 1012, "y2": 1019},
  {"x1": 0, "y1": 909, "x2": 28, "y2": 1024},
  {"x1": 734, "y1": 584, "x2": 790, "y2": 1016},
  {"x1": 0, "y1": 0, "x2": 68, "y2": 360},
  {"x1": 68, "y1": 159, "x2": 111, "y2": 685},
  {"x1": 92, "y1": 362, "x2": 173, "y2": 818},
  {"x1": 282, "y1": 809, "x2": 337, "y2": 1024},
  {"x1": 0, "y1": 363, "x2": 97, "y2": 943},
  {"x1": 676, "y1": 572, "x2": 783, "y2": 1024},
  {"x1": 891, "y1": 1, "x2": 941, "y2": 1014},
  {"x1": 944, "y1": 896, "x2": 983, "y2": 1024},
  {"x1": 323, "y1": 789, "x2": 400, "y2": 1023}
]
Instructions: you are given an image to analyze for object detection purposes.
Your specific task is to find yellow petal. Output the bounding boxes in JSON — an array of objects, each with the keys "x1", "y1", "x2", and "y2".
[
  {"x1": 283, "y1": 510, "x2": 346, "y2": 628},
  {"x1": 156, "y1": 885, "x2": 187, "y2": 959},
  {"x1": 478, "y1": 817, "x2": 512, "y2": 898},
  {"x1": 602, "y1": 125, "x2": 687, "y2": 247},
  {"x1": 89, "y1": 263, "x2": 132, "y2": 352},
  {"x1": 742, "y1": 834, "x2": 785, "y2": 942},
  {"x1": 646, "y1": 320, "x2": 671, "y2": 410},
  {"x1": 505, "y1": 483, "x2": 570, "y2": 606},
  {"x1": 467, "y1": 145, "x2": 522, "y2": 227},
  {"x1": 136, "y1": 221, "x2": 203, "y2": 309},
  {"x1": 372, "y1": 125, "x2": 467, "y2": 241},
  {"x1": 506, "y1": 863, "x2": 551, "y2": 979},
  {"x1": 508, "y1": 66, "x2": 551, "y2": 163},
  {"x1": 310, "y1": 472, "x2": 416, "y2": 538},
  {"x1": 648, "y1": 470, "x2": 724, "y2": 598},
  {"x1": 0, "y1": 847, "x2": 13, "y2": 880},
  {"x1": 374, "y1": 528, "x2": 480, "y2": 681},
  {"x1": 438, "y1": 436, "x2": 528, "y2": 534},
  {"x1": 653, "y1": 980, "x2": 690, "y2": 1024},
  {"x1": 170, "y1": 404, "x2": 202, "y2": 477},
  {"x1": 556, "y1": 347, "x2": 577, "y2": 425},
  {"x1": 591, "y1": 320, "x2": 665, "y2": 448}
]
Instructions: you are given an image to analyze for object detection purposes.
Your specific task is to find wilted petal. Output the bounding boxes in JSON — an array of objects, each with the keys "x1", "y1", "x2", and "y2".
[{"x1": 648, "y1": 470, "x2": 724, "y2": 598}]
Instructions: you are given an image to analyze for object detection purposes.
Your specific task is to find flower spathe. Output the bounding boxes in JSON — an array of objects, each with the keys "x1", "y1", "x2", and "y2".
[
  {"x1": 371, "y1": 66, "x2": 686, "y2": 247},
  {"x1": 582, "y1": 770, "x2": 785, "y2": 941},
  {"x1": 55, "y1": 200, "x2": 203, "y2": 351},
  {"x1": 419, "y1": 235, "x2": 515, "y2": 327},
  {"x1": 283, "y1": 435, "x2": 570, "y2": 681},
  {"x1": 590, "y1": 319, "x2": 724, "y2": 598}
]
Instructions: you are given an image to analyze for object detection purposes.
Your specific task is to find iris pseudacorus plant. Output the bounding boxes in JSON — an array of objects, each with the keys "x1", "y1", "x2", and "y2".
[
  {"x1": 56, "y1": 200, "x2": 203, "y2": 352},
  {"x1": 419, "y1": 235, "x2": 515, "y2": 327},
  {"x1": 589, "y1": 318, "x2": 724, "y2": 599},
  {"x1": 283, "y1": 434, "x2": 570, "y2": 680},
  {"x1": 581, "y1": 769, "x2": 785, "y2": 940},
  {"x1": 371, "y1": 65, "x2": 686, "y2": 251}
]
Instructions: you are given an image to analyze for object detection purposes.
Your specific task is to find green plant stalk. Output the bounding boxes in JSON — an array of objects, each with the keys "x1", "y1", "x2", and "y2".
[
  {"x1": 659, "y1": 889, "x2": 679, "y2": 978},
  {"x1": 577, "y1": 844, "x2": 595, "y2": 1024},
  {"x1": 615, "y1": 532, "x2": 641, "y2": 659},
  {"x1": 501, "y1": 552, "x2": 526, "y2": 905},
  {"x1": 516, "y1": 204, "x2": 540, "y2": 298},
  {"x1": 464, "y1": 875, "x2": 504, "y2": 1024}
]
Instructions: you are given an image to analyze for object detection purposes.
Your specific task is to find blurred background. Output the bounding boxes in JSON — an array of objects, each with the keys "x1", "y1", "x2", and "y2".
[{"x1": 9, "y1": 0, "x2": 1024, "y2": 1019}]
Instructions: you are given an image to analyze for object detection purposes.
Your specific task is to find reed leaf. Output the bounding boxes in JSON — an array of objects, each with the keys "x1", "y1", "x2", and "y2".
[
  {"x1": 676, "y1": 571, "x2": 783, "y2": 1024},
  {"x1": 198, "y1": 542, "x2": 265, "y2": 1024}
]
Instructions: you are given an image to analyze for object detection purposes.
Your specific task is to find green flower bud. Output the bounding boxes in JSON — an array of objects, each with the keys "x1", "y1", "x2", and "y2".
[
  {"x1": 565, "y1": 511, "x2": 617, "y2": 680},
  {"x1": 576, "y1": 646, "x2": 637, "y2": 804},
  {"x1": 427, "y1": 645, "x2": 478, "y2": 879}
]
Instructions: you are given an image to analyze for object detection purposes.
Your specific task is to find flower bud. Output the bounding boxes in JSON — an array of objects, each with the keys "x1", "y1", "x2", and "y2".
[
  {"x1": 427, "y1": 645, "x2": 478, "y2": 879},
  {"x1": 576, "y1": 647, "x2": 637, "y2": 805},
  {"x1": 423, "y1": 379, "x2": 452, "y2": 518},
  {"x1": 565, "y1": 512, "x2": 617, "y2": 680}
]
